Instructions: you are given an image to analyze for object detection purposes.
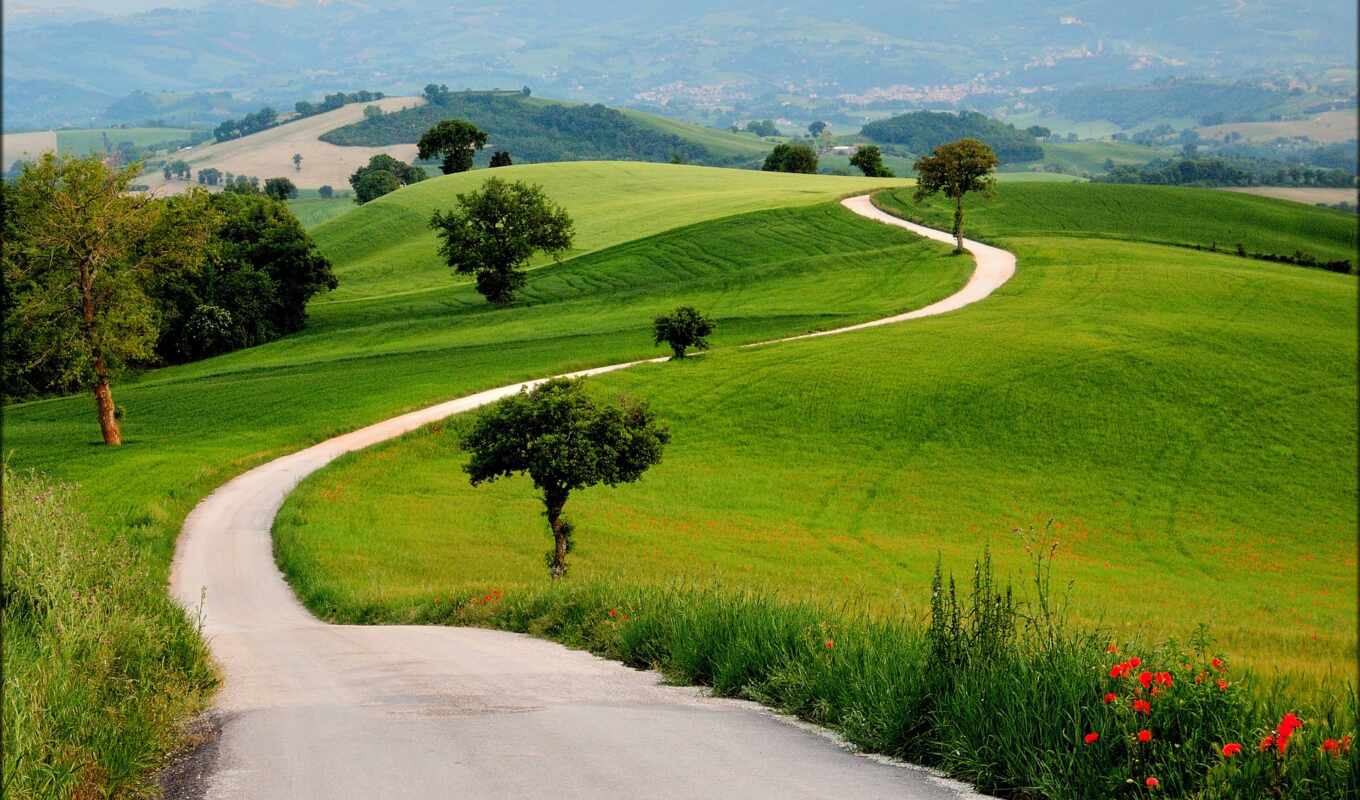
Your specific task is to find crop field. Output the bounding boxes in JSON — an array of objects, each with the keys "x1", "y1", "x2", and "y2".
[
  {"x1": 1196, "y1": 109, "x2": 1359, "y2": 144},
  {"x1": 55, "y1": 126, "x2": 199, "y2": 154},
  {"x1": 271, "y1": 179, "x2": 1357, "y2": 683},
  {"x1": 1033, "y1": 140, "x2": 1174, "y2": 175},
  {"x1": 137, "y1": 96, "x2": 425, "y2": 195},
  {"x1": 1, "y1": 130, "x2": 57, "y2": 165},
  {"x1": 1224, "y1": 186, "x2": 1358, "y2": 207}
]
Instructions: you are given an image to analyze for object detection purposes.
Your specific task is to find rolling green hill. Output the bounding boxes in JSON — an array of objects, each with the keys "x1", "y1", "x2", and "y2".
[
  {"x1": 319, "y1": 91, "x2": 769, "y2": 167},
  {"x1": 277, "y1": 181, "x2": 1358, "y2": 682},
  {"x1": 311, "y1": 162, "x2": 905, "y2": 300}
]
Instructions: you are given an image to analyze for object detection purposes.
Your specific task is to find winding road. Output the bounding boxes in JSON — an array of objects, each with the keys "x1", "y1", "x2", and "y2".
[{"x1": 167, "y1": 195, "x2": 1016, "y2": 799}]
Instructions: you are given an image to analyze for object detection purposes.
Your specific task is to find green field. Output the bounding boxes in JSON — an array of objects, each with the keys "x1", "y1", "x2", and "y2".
[
  {"x1": 287, "y1": 188, "x2": 357, "y2": 229},
  {"x1": 311, "y1": 162, "x2": 904, "y2": 300},
  {"x1": 1029, "y1": 140, "x2": 1175, "y2": 175},
  {"x1": 619, "y1": 110, "x2": 772, "y2": 161},
  {"x1": 273, "y1": 180, "x2": 1357, "y2": 681},
  {"x1": 55, "y1": 127, "x2": 199, "y2": 154}
]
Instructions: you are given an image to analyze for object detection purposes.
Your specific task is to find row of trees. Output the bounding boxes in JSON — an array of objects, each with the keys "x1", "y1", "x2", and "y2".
[
  {"x1": 294, "y1": 90, "x2": 385, "y2": 118},
  {"x1": 1097, "y1": 157, "x2": 1356, "y2": 188},
  {"x1": 2, "y1": 155, "x2": 337, "y2": 442},
  {"x1": 349, "y1": 154, "x2": 427, "y2": 204},
  {"x1": 213, "y1": 107, "x2": 278, "y2": 143}
]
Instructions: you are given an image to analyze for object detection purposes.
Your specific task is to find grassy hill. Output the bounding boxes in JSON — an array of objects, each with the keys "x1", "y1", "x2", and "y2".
[
  {"x1": 274, "y1": 180, "x2": 1357, "y2": 683},
  {"x1": 320, "y1": 91, "x2": 770, "y2": 167},
  {"x1": 311, "y1": 162, "x2": 905, "y2": 300}
]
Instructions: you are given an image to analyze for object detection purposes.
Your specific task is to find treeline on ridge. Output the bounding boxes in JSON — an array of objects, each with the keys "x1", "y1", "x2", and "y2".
[
  {"x1": 318, "y1": 87, "x2": 732, "y2": 166},
  {"x1": 213, "y1": 89, "x2": 385, "y2": 143},
  {"x1": 860, "y1": 110, "x2": 1044, "y2": 164},
  {"x1": 1096, "y1": 156, "x2": 1356, "y2": 189}
]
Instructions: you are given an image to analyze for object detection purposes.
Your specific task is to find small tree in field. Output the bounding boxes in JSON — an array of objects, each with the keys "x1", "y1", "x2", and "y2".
[
  {"x1": 653, "y1": 306, "x2": 714, "y2": 359},
  {"x1": 264, "y1": 176, "x2": 298, "y2": 201},
  {"x1": 850, "y1": 145, "x2": 894, "y2": 177},
  {"x1": 762, "y1": 143, "x2": 818, "y2": 174},
  {"x1": 418, "y1": 119, "x2": 488, "y2": 174},
  {"x1": 461, "y1": 378, "x2": 670, "y2": 577},
  {"x1": 912, "y1": 138, "x2": 997, "y2": 253},
  {"x1": 292, "y1": 153, "x2": 303, "y2": 171},
  {"x1": 3, "y1": 155, "x2": 216, "y2": 444},
  {"x1": 428, "y1": 177, "x2": 573, "y2": 304},
  {"x1": 318, "y1": 184, "x2": 334, "y2": 198},
  {"x1": 489, "y1": 151, "x2": 513, "y2": 168}
]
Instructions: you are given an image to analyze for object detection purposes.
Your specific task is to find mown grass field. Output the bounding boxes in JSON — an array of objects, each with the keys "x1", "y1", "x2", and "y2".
[
  {"x1": 618, "y1": 110, "x2": 772, "y2": 161},
  {"x1": 310, "y1": 162, "x2": 904, "y2": 300},
  {"x1": 275, "y1": 182, "x2": 1357, "y2": 683},
  {"x1": 287, "y1": 188, "x2": 357, "y2": 229}
]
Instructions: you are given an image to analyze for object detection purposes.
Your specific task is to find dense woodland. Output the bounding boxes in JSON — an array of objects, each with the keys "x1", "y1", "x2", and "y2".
[
  {"x1": 319, "y1": 88, "x2": 738, "y2": 166},
  {"x1": 860, "y1": 111, "x2": 1043, "y2": 164},
  {"x1": 1096, "y1": 156, "x2": 1356, "y2": 188}
]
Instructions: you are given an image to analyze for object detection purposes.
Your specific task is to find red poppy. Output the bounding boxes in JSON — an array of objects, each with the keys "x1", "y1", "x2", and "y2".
[
  {"x1": 1084, "y1": 732, "x2": 1100, "y2": 745},
  {"x1": 1211, "y1": 657, "x2": 1225, "y2": 671},
  {"x1": 1276, "y1": 712, "x2": 1303, "y2": 752},
  {"x1": 608, "y1": 608, "x2": 618, "y2": 618},
  {"x1": 1216, "y1": 679, "x2": 1229, "y2": 691},
  {"x1": 1259, "y1": 736, "x2": 1275, "y2": 752},
  {"x1": 1155, "y1": 671, "x2": 1173, "y2": 687},
  {"x1": 1103, "y1": 692, "x2": 1117, "y2": 705},
  {"x1": 1145, "y1": 777, "x2": 1160, "y2": 789},
  {"x1": 1323, "y1": 739, "x2": 1341, "y2": 756},
  {"x1": 1342, "y1": 735, "x2": 1353, "y2": 752},
  {"x1": 1128, "y1": 656, "x2": 1142, "y2": 668},
  {"x1": 1138, "y1": 729, "x2": 1152, "y2": 743},
  {"x1": 1132, "y1": 699, "x2": 1151, "y2": 715},
  {"x1": 824, "y1": 639, "x2": 834, "y2": 649},
  {"x1": 1106, "y1": 643, "x2": 1118, "y2": 653},
  {"x1": 1138, "y1": 671, "x2": 1154, "y2": 690},
  {"x1": 1221, "y1": 742, "x2": 1242, "y2": 758}
]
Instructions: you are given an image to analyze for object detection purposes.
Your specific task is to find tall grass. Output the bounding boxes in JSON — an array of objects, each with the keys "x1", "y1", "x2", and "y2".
[
  {"x1": 333, "y1": 539, "x2": 1357, "y2": 800},
  {"x1": 1, "y1": 468, "x2": 217, "y2": 799}
]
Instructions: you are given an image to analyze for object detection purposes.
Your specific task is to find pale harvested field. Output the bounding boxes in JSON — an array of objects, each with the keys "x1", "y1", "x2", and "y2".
[
  {"x1": 1196, "y1": 110, "x2": 1358, "y2": 143},
  {"x1": 2, "y1": 130, "x2": 58, "y2": 168},
  {"x1": 144, "y1": 96, "x2": 425, "y2": 195},
  {"x1": 1223, "y1": 186, "x2": 1357, "y2": 206}
]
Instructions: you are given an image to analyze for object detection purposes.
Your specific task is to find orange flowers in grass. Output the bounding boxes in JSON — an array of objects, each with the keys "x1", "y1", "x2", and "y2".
[
  {"x1": 823, "y1": 639, "x2": 835, "y2": 650},
  {"x1": 1221, "y1": 742, "x2": 1243, "y2": 758},
  {"x1": 1216, "y1": 678, "x2": 1229, "y2": 691},
  {"x1": 1275, "y1": 712, "x2": 1303, "y2": 753},
  {"x1": 1084, "y1": 731, "x2": 1100, "y2": 745},
  {"x1": 1145, "y1": 777, "x2": 1160, "y2": 789},
  {"x1": 1138, "y1": 729, "x2": 1153, "y2": 743}
]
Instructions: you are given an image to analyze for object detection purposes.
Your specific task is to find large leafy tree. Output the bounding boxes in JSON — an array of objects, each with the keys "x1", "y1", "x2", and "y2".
[
  {"x1": 850, "y1": 145, "x2": 894, "y2": 177},
  {"x1": 912, "y1": 138, "x2": 998, "y2": 253},
  {"x1": 263, "y1": 176, "x2": 298, "y2": 201},
  {"x1": 653, "y1": 305, "x2": 715, "y2": 359},
  {"x1": 418, "y1": 119, "x2": 488, "y2": 174},
  {"x1": 462, "y1": 378, "x2": 670, "y2": 577},
  {"x1": 2, "y1": 155, "x2": 216, "y2": 443},
  {"x1": 349, "y1": 154, "x2": 425, "y2": 204},
  {"x1": 428, "y1": 178, "x2": 574, "y2": 305},
  {"x1": 762, "y1": 143, "x2": 818, "y2": 174}
]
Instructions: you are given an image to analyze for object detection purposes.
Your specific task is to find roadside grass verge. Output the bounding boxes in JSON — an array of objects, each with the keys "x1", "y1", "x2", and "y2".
[
  {"x1": 278, "y1": 547, "x2": 1358, "y2": 800},
  {"x1": 1, "y1": 468, "x2": 216, "y2": 800}
]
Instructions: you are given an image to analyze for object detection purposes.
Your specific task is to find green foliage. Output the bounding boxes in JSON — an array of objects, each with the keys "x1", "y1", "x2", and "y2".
[
  {"x1": 214, "y1": 106, "x2": 277, "y2": 143},
  {"x1": 151, "y1": 192, "x2": 337, "y2": 363},
  {"x1": 653, "y1": 305, "x2": 715, "y2": 359},
  {"x1": 863, "y1": 110, "x2": 1042, "y2": 164},
  {"x1": 428, "y1": 177, "x2": 574, "y2": 304},
  {"x1": 462, "y1": 378, "x2": 670, "y2": 576},
  {"x1": 913, "y1": 138, "x2": 998, "y2": 250},
  {"x1": 348, "y1": 154, "x2": 425, "y2": 204},
  {"x1": 321, "y1": 92, "x2": 725, "y2": 165},
  {"x1": 318, "y1": 184, "x2": 334, "y2": 198},
  {"x1": 1097, "y1": 157, "x2": 1355, "y2": 188},
  {"x1": 849, "y1": 144, "x2": 894, "y2": 177},
  {"x1": 808, "y1": 120, "x2": 827, "y2": 137},
  {"x1": 1050, "y1": 80, "x2": 1291, "y2": 127},
  {"x1": 2, "y1": 467, "x2": 216, "y2": 800},
  {"x1": 489, "y1": 151, "x2": 513, "y2": 168},
  {"x1": 264, "y1": 176, "x2": 298, "y2": 200},
  {"x1": 745, "y1": 119, "x2": 781, "y2": 137},
  {"x1": 417, "y1": 119, "x2": 489, "y2": 174},
  {"x1": 762, "y1": 143, "x2": 818, "y2": 174}
]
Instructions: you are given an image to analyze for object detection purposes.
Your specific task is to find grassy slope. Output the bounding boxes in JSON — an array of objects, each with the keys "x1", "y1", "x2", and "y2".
[
  {"x1": 619, "y1": 109, "x2": 771, "y2": 161},
  {"x1": 1033, "y1": 141, "x2": 1175, "y2": 174},
  {"x1": 287, "y1": 189, "x2": 357, "y2": 229},
  {"x1": 312, "y1": 162, "x2": 905, "y2": 300},
  {"x1": 876, "y1": 182, "x2": 1358, "y2": 265},
  {"x1": 274, "y1": 185, "x2": 1357, "y2": 681}
]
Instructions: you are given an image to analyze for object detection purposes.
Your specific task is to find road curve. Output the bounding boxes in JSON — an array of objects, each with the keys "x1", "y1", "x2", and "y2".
[{"x1": 167, "y1": 195, "x2": 1015, "y2": 799}]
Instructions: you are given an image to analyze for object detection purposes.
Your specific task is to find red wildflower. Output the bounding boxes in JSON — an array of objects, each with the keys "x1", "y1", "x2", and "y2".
[
  {"x1": 1323, "y1": 739, "x2": 1341, "y2": 756},
  {"x1": 1211, "y1": 657, "x2": 1225, "y2": 671},
  {"x1": 1155, "y1": 671, "x2": 1173, "y2": 687},
  {"x1": 1195, "y1": 671, "x2": 1206, "y2": 685},
  {"x1": 1342, "y1": 735, "x2": 1353, "y2": 752},
  {"x1": 1084, "y1": 732, "x2": 1100, "y2": 745},
  {"x1": 1138, "y1": 729, "x2": 1153, "y2": 743},
  {"x1": 1138, "y1": 671, "x2": 1154, "y2": 690},
  {"x1": 1145, "y1": 777, "x2": 1160, "y2": 790},
  {"x1": 824, "y1": 639, "x2": 834, "y2": 649},
  {"x1": 1221, "y1": 742, "x2": 1242, "y2": 758},
  {"x1": 1259, "y1": 736, "x2": 1275, "y2": 752},
  {"x1": 1103, "y1": 692, "x2": 1117, "y2": 705},
  {"x1": 1106, "y1": 643, "x2": 1118, "y2": 653},
  {"x1": 1216, "y1": 678, "x2": 1229, "y2": 691},
  {"x1": 1276, "y1": 712, "x2": 1303, "y2": 752},
  {"x1": 1132, "y1": 699, "x2": 1151, "y2": 715},
  {"x1": 1128, "y1": 657, "x2": 1142, "y2": 668},
  {"x1": 608, "y1": 608, "x2": 618, "y2": 618}
]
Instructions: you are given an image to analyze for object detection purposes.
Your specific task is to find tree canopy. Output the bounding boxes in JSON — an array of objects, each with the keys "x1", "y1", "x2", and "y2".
[
  {"x1": 428, "y1": 178, "x2": 574, "y2": 304},
  {"x1": 762, "y1": 143, "x2": 818, "y2": 174},
  {"x1": 417, "y1": 119, "x2": 489, "y2": 174},
  {"x1": 849, "y1": 145, "x2": 894, "y2": 177},
  {"x1": 862, "y1": 111, "x2": 1042, "y2": 164},
  {"x1": 653, "y1": 306, "x2": 715, "y2": 359},
  {"x1": 264, "y1": 176, "x2": 298, "y2": 201},
  {"x1": 348, "y1": 154, "x2": 425, "y2": 204},
  {"x1": 461, "y1": 378, "x2": 670, "y2": 577},
  {"x1": 913, "y1": 138, "x2": 998, "y2": 253}
]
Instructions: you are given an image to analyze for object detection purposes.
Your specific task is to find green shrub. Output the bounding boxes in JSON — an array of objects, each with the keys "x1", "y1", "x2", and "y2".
[{"x1": 2, "y1": 468, "x2": 216, "y2": 799}]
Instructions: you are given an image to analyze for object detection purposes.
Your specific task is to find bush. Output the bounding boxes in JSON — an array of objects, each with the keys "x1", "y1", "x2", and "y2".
[
  {"x1": 2, "y1": 468, "x2": 216, "y2": 799},
  {"x1": 318, "y1": 184, "x2": 334, "y2": 198},
  {"x1": 653, "y1": 305, "x2": 715, "y2": 359},
  {"x1": 762, "y1": 143, "x2": 818, "y2": 174}
]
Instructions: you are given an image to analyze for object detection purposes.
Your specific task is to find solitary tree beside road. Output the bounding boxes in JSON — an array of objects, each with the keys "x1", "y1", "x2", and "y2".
[
  {"x1": 462, "y1": 378, "x2": 670, "y2": 577},
  {"x1": 429, "y1": 178, "x2": 573, "y2": 304},
  {"x1": 912, "y1": 138, "x2": 997, "y2": 253},
  {"x1": 653, "y1": 306, "x2": 714, "y2": 359}
]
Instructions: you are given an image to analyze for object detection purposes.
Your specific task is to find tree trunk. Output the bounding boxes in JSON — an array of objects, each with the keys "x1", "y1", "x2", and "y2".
[
  {"x1": 93, "y1": 362, "x2": 122, "y2": 446},
  {"x1": 953, "y1": 195, "x2": 965, "y2": 254},
  {"x1": 545, "y1": 492, "x2": 569, "y2": 578}
]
